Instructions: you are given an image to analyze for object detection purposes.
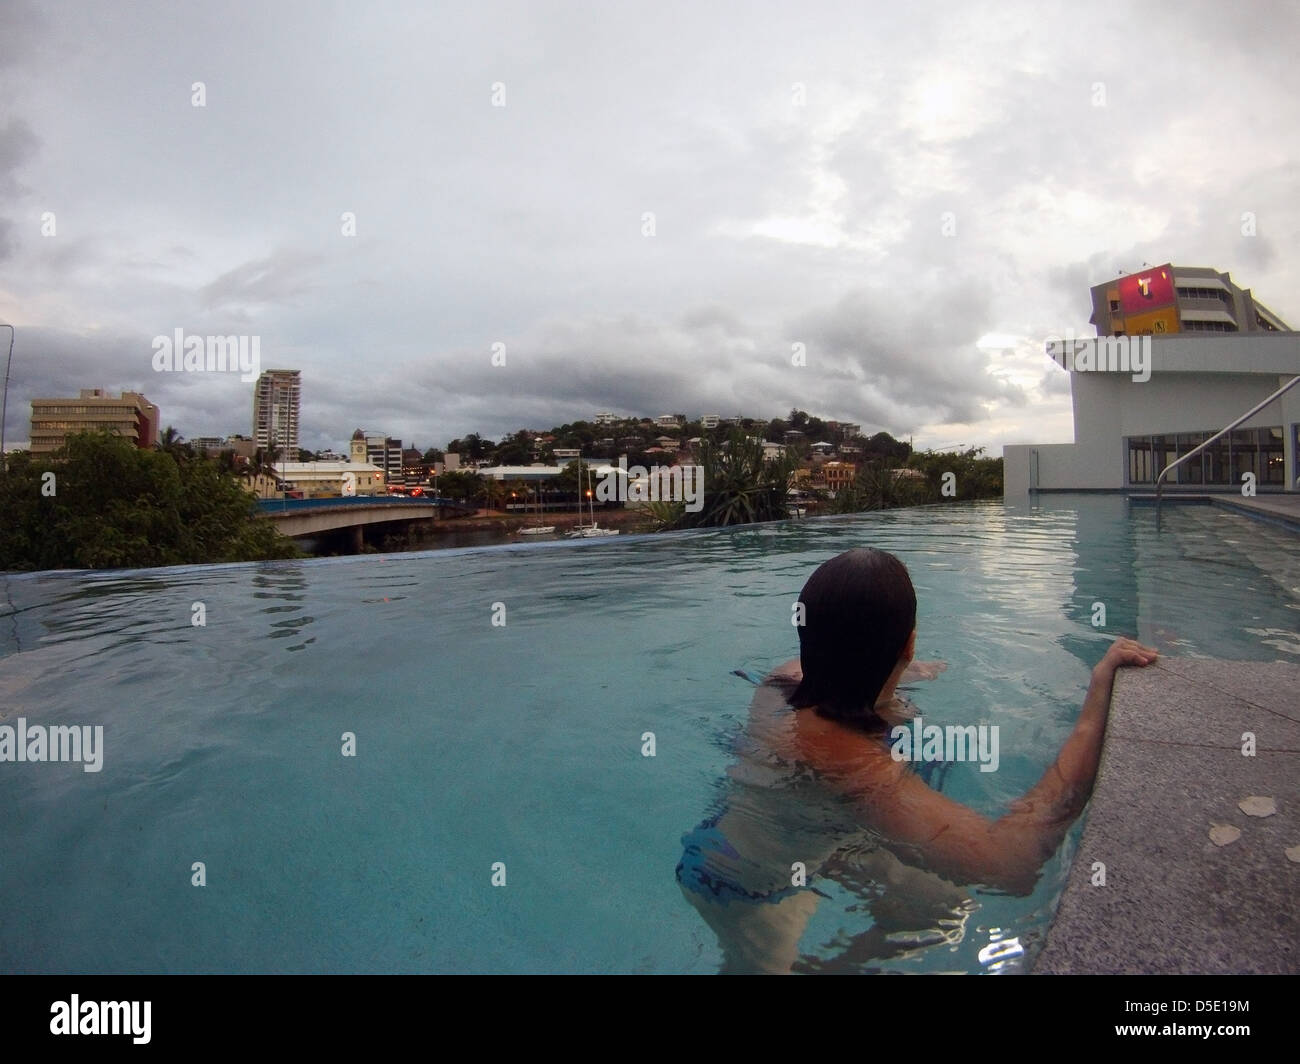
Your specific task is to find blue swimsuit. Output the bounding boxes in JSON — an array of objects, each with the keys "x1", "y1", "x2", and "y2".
[
  {"x1": 676, "y1": 812, "x2": 833, "y2": 905},
  {"x1": 677, "y1": 698, "x2": 950, "y2": 905}
]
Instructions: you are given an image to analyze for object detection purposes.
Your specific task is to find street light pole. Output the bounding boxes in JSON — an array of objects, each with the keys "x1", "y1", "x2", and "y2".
[{"x1": 0, "y1": 323, "x2": 14, "y2": 469}]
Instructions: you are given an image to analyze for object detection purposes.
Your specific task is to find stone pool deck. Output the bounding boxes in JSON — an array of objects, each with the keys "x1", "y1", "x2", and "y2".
[{"x1": 1034, "y1": 656, "x2": 1300, "y2": 974}]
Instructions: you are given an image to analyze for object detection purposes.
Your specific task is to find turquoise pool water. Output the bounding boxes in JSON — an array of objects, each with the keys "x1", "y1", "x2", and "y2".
[{"x1": 1, "y1": 496, "x2": 1296, "y2": 973}]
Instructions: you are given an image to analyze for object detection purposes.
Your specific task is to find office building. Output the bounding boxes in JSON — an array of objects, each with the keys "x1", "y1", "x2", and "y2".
[
  {"x1": 252, "y1": 370, "x2": 301, "y2": 460},
  {"x1": 29, "y1": 389, "x2": 160, "y2": 455},
  {"x1": 1089, "y1": 263, "x2": 1289, "y2": 337}
]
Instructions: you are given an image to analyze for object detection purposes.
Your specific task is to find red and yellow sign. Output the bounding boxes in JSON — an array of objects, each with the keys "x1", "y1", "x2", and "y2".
[
  {"x1": 1118, "y1": 263, "x2": 1176, "y2": 314},
  {"x1": 1123, "y1": 305, "x2": 1181, "y2": 335}
]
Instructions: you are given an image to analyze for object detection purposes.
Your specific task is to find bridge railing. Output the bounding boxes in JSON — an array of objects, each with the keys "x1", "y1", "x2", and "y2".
[{"x1": 256, "y1": 496, "x2": 468, "y2": 514}]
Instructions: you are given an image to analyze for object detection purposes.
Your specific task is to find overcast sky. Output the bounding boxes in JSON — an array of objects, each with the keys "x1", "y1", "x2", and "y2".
[{"x1": 2, "y1": 0, "x2": 1298, "y2": 455}]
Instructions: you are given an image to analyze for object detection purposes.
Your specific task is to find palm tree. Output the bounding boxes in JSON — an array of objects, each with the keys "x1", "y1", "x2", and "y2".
[
  {"x1": 665, "y1": 428, "x2": 796, "y2": 529},
  {"x1": 477, "y1": 477, "x2": 503, "y2": 512},
  {"x1": 155, "y1": 425, "x2": 191, "y2": 460},
  {"x1": 832, "y1": 460, "x2": 929, "y2": 513}
]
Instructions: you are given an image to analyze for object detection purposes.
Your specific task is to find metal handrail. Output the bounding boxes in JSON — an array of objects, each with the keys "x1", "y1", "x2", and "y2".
[{"x1": 1155, "y1": 373, "x2": 1300, "y2": 517}]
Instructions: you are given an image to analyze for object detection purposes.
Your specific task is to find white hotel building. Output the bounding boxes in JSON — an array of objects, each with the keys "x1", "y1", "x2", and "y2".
[{"x1": 1004, "y1": 265, "x2": 1299, "y2": 496}]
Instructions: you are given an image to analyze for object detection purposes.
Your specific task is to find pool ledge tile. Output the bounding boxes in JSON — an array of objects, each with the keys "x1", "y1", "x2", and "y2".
[{"x1": 1033, "y1": 657, "x2": 1300, "y2": 975}]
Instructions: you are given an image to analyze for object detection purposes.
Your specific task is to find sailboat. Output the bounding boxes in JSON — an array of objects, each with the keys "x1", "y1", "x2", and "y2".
[
  {"x1": 518, "y1": 478, "x2": 556, "y2": 535},
  {"x1": 566, "y1": 456, "x2": 619, "y2": 538}
]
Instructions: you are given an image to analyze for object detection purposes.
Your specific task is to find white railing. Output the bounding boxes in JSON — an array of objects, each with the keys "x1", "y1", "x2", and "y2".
[{"x1": 1155, "y1": 374, "x2": 1300, "y2": 516}]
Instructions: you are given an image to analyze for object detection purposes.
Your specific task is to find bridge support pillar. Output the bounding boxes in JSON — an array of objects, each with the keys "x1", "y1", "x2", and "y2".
[{"x1": 351, "y1": 525, "x2": 364, "y2": 553}]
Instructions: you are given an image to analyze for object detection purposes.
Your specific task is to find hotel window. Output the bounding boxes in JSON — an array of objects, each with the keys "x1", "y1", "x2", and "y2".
[
  {"x1": 1203, "y1": 433, "x2": 1229, "y2": 483},
  {"x1": 1230, "y1": 428, "x2": 1261, "y2": 483},
  {"x1": 1132, "y1": 431, "x2": 1277, "y2": 487},
  {"x1": 1155, "y1": 435, "x2": 1180, "y2": 482},
  {"x1": 1177, "y1": 286, "x2": 1234, "y2": 303},
  {"x1": 1127, "y1": 436, "x2": 1154, "y2": 483},
  {"x1": 1176, "y1": 432, "x2": 1205, "y2": 483},
  {"x1": 1262, "y1": 427, "x2": 1285, "y2": 484}
]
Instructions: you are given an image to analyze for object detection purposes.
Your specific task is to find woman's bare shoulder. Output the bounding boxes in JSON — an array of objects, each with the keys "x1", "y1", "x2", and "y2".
[{"x1": 763, "y1": 659, "x2": 802, "y2": 685}]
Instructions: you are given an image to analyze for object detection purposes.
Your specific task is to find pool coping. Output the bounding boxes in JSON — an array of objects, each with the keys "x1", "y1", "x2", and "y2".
[
  {"x1": 1032, "y1": 657, "x2": 1300, "y2": 974},
  {"x1": 1126, "y1": 492, "x2": 1300, "y2": 534}
]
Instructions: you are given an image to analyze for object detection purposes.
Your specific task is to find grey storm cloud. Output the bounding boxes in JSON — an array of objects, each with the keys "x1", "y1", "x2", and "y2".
[
  {"x1": 0, "y1": 0, "x2": 1297, "y2": 454},
  {"x1": 789, "y1": 284, "x2": 1029, "y2": 425},
  {"x1": 0, "y1": 118, "x2": 40, "y2": 263},
  {"x1": 197, "y1": 249, "x2": 330, "y2": 313},
  {"x1": 0, "y1": 118, "x2": 39, "y2": 195}
]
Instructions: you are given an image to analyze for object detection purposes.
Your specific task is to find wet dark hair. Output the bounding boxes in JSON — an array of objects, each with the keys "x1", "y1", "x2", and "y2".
[{"x1": 788, "y1": 547, "x2": 917, "y2": 728}]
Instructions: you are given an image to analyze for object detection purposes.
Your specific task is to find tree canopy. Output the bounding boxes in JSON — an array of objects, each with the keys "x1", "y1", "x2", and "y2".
[{"x1": 0, "y1": 432, "x2": 301, "y2": 572}]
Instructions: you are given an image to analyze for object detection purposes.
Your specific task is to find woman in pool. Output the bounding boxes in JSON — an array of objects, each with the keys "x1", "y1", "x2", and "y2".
[{"x1": 677, "y1": 546, "x2": 1158, "y2": 974}]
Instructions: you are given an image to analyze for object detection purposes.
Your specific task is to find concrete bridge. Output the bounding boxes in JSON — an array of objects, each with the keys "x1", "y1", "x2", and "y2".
[{"x1": 257, "y1": 496, "x2": 474, "y2": 549}]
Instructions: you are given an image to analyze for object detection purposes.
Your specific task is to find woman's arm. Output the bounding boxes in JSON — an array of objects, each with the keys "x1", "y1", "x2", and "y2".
[{"x1": 840, "y1": 638, "x2": 1158, "y2": 894}]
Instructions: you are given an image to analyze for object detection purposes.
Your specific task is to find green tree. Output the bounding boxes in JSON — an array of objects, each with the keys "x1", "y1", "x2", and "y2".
[
  {"x1": 907, "y1": 447, "x2": 1003, "y2": 500},
  {"x1": 658, "y1": 428, "x2": 796, "y2": 529},
  {"x1": 477, "y1": 477, "x2": 504, "y2": 511},
  {"x1": 491, "y1": 430, "x2": 533, "y2": 466},
  {"x1": 0, "y1": 431, "x2": 300, "y2": 571},
  {"x1": 831, "y1": 460, "x2": 927, "y2": 513},
  {"x1": 447, "y1": 433, "x2": 493, "y2": 460},
  {"x1": 436, "y1": 470, "x2": 481, "y2": 501},
  {"x1": 553, "y1": 460, "x2": 581, "y2": 497},
  {"x1": 864, "y1": 431, "x2": 911, "y2": 462},
  {"x1": 155, "y1": 425, "x2": 193, "y2": 461}
]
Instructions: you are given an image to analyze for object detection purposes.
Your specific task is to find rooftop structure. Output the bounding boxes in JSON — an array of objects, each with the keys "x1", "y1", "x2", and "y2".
[
  {"x1": 252, "y1": 370, "x2": 301, "y2": 459},
  {"x1": 1090, "y1": 263, "x2": 1290, "y2": 337},
  {"x1": 1006, "y1": 265, "x2": 1298, "y2": 495},
  {"x1": 29, "y1": 389, "x2": 160, "y2": 455}
]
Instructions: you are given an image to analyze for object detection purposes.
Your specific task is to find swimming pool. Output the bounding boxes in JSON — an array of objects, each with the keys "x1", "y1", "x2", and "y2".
[{"x1": 1, "y1": 495, "x2": 1296, "y2": 973}]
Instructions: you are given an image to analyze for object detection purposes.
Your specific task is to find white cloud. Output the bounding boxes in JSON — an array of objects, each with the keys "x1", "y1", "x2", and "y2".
[{"x1": 0, "y1": 0, "x2": 1297, "y2": 456}]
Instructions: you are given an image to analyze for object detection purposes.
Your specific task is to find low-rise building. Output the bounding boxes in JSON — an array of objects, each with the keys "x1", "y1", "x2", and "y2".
[
  {"x1": 279, "y1": 461, "x2": 385, "y2": 497},
  {"x1": 29, "y1": 389, "x2": 160, "y2": 454},
  {"x1": 238, "y1": 469, "x2": 282, "y2": 499},
  {"x1": 823, "y1": 461, "x2": 856, "y2": 492},
  {"x1": 792, "y1": 466, "x2": 827, "y2": 488},
  {"x1": 224, "y1": 435, "x2": 257, "y2": 462}
]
